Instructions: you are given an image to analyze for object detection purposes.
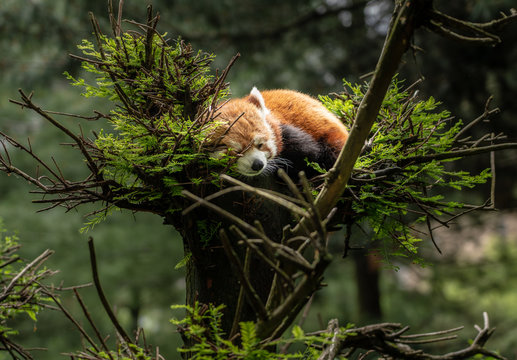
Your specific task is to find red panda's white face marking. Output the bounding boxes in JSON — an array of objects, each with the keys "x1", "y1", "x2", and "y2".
[{"x1": 212, "y1": 88, "x2": 278, "y2": 176}]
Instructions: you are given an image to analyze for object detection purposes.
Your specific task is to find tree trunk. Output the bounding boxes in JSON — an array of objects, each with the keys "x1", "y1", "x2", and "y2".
[
  {"x1": 353, "y1": 251, "x2": 382, "y2": 322},
  {"x1": 171, "y1": 176, "x2": 294, "y2": 335}
]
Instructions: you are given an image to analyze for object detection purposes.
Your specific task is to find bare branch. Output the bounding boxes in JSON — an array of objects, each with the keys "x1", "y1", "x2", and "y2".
[
  {"x1": 219, "y1": 229, "x2": 268, "y2": 321},
  {"x1": 10, "y1": 90, "x2": 101, "y2": 179},
  {"x1": 72, "y1": 288, "x2": 114, "y2": 360},
  {"x1": 453, "y1": 98, "x2": 499, "y2": 143},
  {"x1": 87, "y1": 237, "x2": 132, "y2": 344},
  {"x1": 230, "y1": 247, "x2": 252, "y2": 338},
  {"x1": 0, "y1": 249, "x2": 53, "y2": 303},
  {"x1": 398, "y1": 143, "x2": 517, "y2": 166},
  {"x1": 316, "y1": 314, "x2": 506, "y2": 360},
  {"x1": 426, "y1": 7, "x2": 517, "y2": 45}
]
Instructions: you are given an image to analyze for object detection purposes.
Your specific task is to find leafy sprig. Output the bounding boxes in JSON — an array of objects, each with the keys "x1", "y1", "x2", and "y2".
[
  {"x1": 65, "y1": 29, "x2": 231, "y2": 204},
  {"x1": 0, "y1": 220, "x2": 55, "y2": 358},
  {"x1": 321, "y1": 78, "x2": 494, "y2": 266},
  {"x1": 1, "y1": 9, "x2": 240, "y2": 227},
  {"x1": 170, "y1": 302, "x2": 343, "y2": 359}
]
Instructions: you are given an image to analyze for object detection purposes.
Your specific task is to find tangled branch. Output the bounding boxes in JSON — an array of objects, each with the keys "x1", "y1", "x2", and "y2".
[
  {"x1": 183, "y1": 168, "x2": 334, "y2": 340},
  {"x1": 317, "y1": 313, "x2": 505, "y2": 360},
  {"x1": 0, "y1": 244, "x2": 56, "y2": 360},
  {"x1": 40, "y1": 237, "x2": 160, "y2": 360},
  {"x1": 1, "y1": 4, "x2": 238, "y2": 219},
  {"x1": 426, "y1": 7, "x2": 517, "y2": 45}
]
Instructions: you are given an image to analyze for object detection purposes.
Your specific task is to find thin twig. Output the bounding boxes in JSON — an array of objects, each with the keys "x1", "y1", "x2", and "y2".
[
  {"x1": 88, "y1": 237, "x2": 132, "y2": 344},
  {"x1": 73, "y1": 288, "x2": 114, "y2": 360},
  {"x1": 230, "y1": 247, "x2": 251, "y2": 338},
  {"x1": 219, "y1": 229, "x2": 268, "y2": 321},
  {"x1": 398, "y1": 143, "x2": 517, "y2": 166},
  {"x1": 42, "y1": 288, "x2": 100, "y2": 352},
  {"x1": 0, "y1": 249, "x2": 53, "y2": 302}
]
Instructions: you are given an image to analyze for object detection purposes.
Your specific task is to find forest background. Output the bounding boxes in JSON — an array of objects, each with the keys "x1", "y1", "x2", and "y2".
[{"x1": 0, "y1": 0, "x2": 516, "y2": 358}]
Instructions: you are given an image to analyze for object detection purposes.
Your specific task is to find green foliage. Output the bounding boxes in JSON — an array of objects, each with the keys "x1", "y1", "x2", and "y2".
[
  {"x1": 304, "y1": 158, "x2": 326, "y2": 176},
  {"x1": 321, "y1": 78, "x2": 492, "y2": 267},
  {"x1": 170, "y1": 302, "x2": 345, "y2": 359},
  {"x1": 0, "y1": 219, "x2": 52, "y2": 342},
  {"x1": 196, "y1": 220, "x2": 222, "y2": 247},
  {"x1": 1, "y1": 1, "x2": 514, "y2": 358},
  {"x1": 63, "y1": 20, "x2": 232, "y2": 217},
  {"x1": 69, "y1": 342, "x2": 154, "y2": 360}
]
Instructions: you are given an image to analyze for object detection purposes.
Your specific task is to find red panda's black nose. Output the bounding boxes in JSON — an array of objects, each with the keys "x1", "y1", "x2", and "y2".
[{"x1": 251, "y1": 159, "x2": 265, "y2": 172}]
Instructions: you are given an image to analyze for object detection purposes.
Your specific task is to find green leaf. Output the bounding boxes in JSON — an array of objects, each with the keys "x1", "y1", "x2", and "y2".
[
  {"x1": 175, "y1": 252, "x2": 191, "y2": 270},
  {"x1": 292, "y1": 325, "x2": 305, "y2": 339}
]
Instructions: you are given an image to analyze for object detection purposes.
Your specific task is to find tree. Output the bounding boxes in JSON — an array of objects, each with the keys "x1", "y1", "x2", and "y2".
[{"x1": 1, "y1": 0, "x2": 516, "y2": 358}]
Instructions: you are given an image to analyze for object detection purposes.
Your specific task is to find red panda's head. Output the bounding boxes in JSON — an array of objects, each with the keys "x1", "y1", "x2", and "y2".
[{"x1": 210, "y1": 88, "x2": 281, "y2": 176}]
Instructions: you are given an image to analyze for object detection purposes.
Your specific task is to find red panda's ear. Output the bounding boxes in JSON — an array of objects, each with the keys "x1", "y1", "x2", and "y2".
[{"x1": 248, "y1": 87, "x2": 269, "y2": 116}]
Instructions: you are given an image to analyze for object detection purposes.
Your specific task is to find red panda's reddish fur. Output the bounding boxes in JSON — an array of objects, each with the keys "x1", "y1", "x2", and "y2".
[
  {"x1": 212, "y1": 88, "x2": 348, "y2": 176},
  {"x1": 253, "y1": 89, "x2": 348, "y2": 154},
  {"x1": 215, "y1": 97, "x2": 282, "y2": 156}
]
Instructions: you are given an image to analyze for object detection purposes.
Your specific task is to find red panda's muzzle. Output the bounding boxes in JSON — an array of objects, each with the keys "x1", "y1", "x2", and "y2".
[{"x1": 235, "y1": 147, "x2": 269, "y2": 176}]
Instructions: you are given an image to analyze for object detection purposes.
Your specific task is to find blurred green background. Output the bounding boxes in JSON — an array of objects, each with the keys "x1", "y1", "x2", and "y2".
[{"x1": 1, "y1": 0, "x2": 516, "y2": 358}]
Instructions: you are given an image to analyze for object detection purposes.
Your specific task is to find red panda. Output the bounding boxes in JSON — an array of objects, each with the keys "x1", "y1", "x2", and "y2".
[{"x1": 211, "y1": 87, "x2": 348, "y2": 177}]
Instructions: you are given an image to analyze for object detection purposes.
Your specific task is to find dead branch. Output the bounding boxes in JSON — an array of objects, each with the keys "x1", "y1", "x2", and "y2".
[
  {"x1": 229, "y1": 247, "x2": 252, "y2": 338},
  {"x1": 426, "y1": 7, "x2": 517, "y2": 45},
  {"x1": 73, "y1": 288, "x2": 114, "y2": 360},
  {"x1": 0, "y1": 249, "x2": 53, "y2": 303},
  {"x1": 87, "y1": 237, "x2": 132, "y2": 344},
  {"x1": 42, "y1": 283, "x2": 159, "y2": 360},
  {"x1": 182, "y1": 171, "x2": 333, "y2": 341},
  {"x1": 398, "y1": 143, "x2": 517, "y2": 166},
  {"x1": 453, "y1": 97, "x2": 499, "y2": 143},
  {"x1": 42, "y1": 289, "x2": 101, "y2": 353},
  {"x1": 220, "y1": 229, "x2": 268, "y2": 321},
  {"x1": 316, "y1": 313, "x2": 505, "y2": 360},
  {"x1": 9, "y1": 90, "x2": 101, "y2": 179},
  {"x1": 182, "y1": 175, "x2": 309, "y2": 218}
]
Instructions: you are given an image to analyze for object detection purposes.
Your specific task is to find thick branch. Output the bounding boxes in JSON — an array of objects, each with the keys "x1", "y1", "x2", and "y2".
[{"x1": 313, "y1": 0, "x2": 431, "y2": 221}]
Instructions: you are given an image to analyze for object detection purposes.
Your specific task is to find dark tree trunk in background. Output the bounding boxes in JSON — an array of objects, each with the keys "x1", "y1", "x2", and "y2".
[
  {"x1": 169, "y1": 176, "x2": 294, "y2": 334},
  {"x1": 354, "y1": 252, "x2": 382, "y2": 322},
  {"x1": 129, "y1": 289, "x2": 141, "y2": 335}
]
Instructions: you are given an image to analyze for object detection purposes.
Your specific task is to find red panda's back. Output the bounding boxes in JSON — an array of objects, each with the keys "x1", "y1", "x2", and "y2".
[{"x1": 259, "y1": 90, "x2": 348, "y2": 152}]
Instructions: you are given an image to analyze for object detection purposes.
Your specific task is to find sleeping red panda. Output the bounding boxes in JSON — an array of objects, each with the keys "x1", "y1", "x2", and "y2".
[{"x1": 211, "y1": 87, "x2": 348, "y2": 177}]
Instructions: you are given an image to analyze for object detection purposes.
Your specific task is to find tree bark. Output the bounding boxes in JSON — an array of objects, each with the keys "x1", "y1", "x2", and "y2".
[
  {"x1": 353, "y1": 252, "x2": 382, "y2": 322},
  {"x1": 172, "y1": 175, "x2": 294, "y2": 335}
]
